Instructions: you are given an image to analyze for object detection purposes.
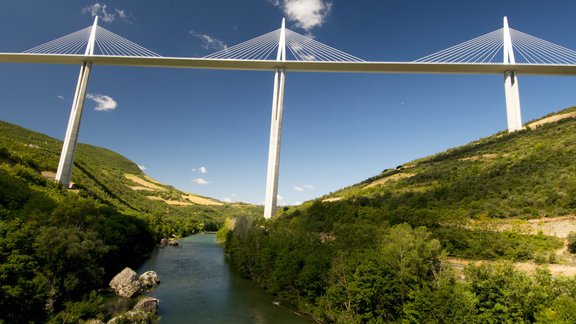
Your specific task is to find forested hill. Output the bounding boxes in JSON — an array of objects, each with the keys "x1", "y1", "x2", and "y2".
[
  {"x1": 224, "y1": 106, "x2": 576, "y2": 323},
  {"x1": 0, "y1": 120, "x2": 261, "y2": 230},
  {"x1": 0, "y1": 120, "x2": 261, "y2": 322}
]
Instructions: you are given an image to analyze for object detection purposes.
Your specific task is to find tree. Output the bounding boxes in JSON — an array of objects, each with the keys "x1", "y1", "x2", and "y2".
[
  {"x1": 0, "y1": 219, "x2": 48, "y2": 323},
  {"x1": 567, "y1": 231, "x2": 576, "y2": 253},
  {"x1": 35, "y1": 226, "x2": 108, "y2": 311},
  {"x1": 320, "y1": 223, "x2": 445, "y2": 322}
]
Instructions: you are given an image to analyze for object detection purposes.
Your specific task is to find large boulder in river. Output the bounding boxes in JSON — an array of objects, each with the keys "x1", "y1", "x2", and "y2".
[
  {"x1": 108, "y1": 298, "x2": 159, "y2": 324},
  {"x1": 168, "y1": 238, "x2": 180, "y2": 246},
  {"x1": 109, "y1": 267, "x2": 142, "y2": 298},
  {"x1": 159, "y1": 238, "x2": 168, "y2": 247},
  {"x1": 107, "y1": 310, "x2": 153, "y2": 324},
  {"x1": 139, "y1": 271, "x2": 160, "y2": 289},
  {"x1": 133, "y1": 297, "x2": 160, "y2": 313}
]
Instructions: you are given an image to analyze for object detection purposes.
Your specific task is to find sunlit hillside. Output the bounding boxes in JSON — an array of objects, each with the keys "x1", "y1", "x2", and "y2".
[{"x1": 225, "y1": 106, "x2": 576, "y2": 323}]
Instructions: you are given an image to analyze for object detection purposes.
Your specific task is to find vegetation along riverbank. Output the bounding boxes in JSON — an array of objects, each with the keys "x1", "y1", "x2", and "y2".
[
  {"x1": 223, "y1": 106, "x2": 576, "y2": 323},
  {"x1": 0, "y1": 120, "x2": 261, "y2": 322}
]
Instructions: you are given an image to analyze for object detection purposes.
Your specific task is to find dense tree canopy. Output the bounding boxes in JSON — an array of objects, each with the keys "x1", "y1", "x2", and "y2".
[
  {"x1": 225, "y1": 107, "x2": 576, "y2": 323},
  {"x1": 0, "y1": 120, "x2": 262, "y2": 322}
]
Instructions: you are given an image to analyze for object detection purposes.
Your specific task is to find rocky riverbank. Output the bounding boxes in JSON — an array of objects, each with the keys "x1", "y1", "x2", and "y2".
[{"x1": 85, "y1": 267, "x2": 161, "y2": 323}]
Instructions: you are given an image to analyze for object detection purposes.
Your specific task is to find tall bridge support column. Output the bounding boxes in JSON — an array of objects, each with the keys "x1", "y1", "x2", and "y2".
[
  {"x1": 55, "y1": 17, "x2": 98, "y2": 187},
  {"x1": 264, "y1": 18, "x2": 287, "y2": 219},
  {"x1": 55, "y1": 61, "x2": 93, "y2": 187},
  {"x1": 264, "y1": 68, "x2": 286, "y2": 219},
  {"x1": 504, "y1": 70, "x2": 522, "y2": 132},
  {"x1": 502, "y1": 16, "x2": 523, "y2": 133}
]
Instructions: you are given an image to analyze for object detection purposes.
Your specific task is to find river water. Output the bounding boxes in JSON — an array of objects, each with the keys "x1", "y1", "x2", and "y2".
[{"x1": 137, "y1": 234, "x2": 312, "y2": 323}]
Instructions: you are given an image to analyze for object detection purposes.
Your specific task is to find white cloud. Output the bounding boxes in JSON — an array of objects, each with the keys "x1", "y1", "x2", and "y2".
[
  {"x1": 57, "y1": 95, "x2": 65, "y2": 100},
  {"x1": 270, "y1": 0, "x2": 332, "y2": 31},
  {"x1": 277, "y1": 194, "x2": 283, "y2": 201},
  {"x1": 189, "y1": 31, "x2": 227, "y2": 51},
  {"x1": 115, "y1": 9, "x2": 127, "y2": 19},
  {"x1": 193, "y1": 166, "x2": 208, "y2": 173},
  {"x1": 138, "y1": 165, "x2": 146, "y2": 171},
  {"x1": 294, "y1": 184, "x2": 314, "y2": 191},
  {"x1": 82, "y1": 3, "x2": 131, "y2": 23},
  {"x1": 192, "y1": 178, "x2": 210, "y2": 185},
  {"x1": 86, "y1": 93, "x2": 118, "y2": 111},
  {"x1": 222, "y1": 193, "x2": 237, "y2": 203}
]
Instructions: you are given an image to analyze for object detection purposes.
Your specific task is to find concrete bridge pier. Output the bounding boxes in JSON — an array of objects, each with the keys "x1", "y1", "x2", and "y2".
[
  {"x1": 504, "y1": 70, "x2": 522, "y2": 132},
  {"x1": 55, "y1": 17, "x2": 98, "y2": 187},
  {"x1": 55, "y1": 61, "x2": 93, "y2": 187},
  {"x1": 264, "y1": 68, "x2": 286, "y2": 219}
]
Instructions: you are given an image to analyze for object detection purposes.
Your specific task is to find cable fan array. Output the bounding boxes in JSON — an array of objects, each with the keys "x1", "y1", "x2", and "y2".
[
  {"x1": 23, "y1": 26, "x2": 92, "y2": 55},
  {"x1": 415, "y1": 28, "x2": 576, "y2": 65},
  {"x1": 510, "y1": 29, "x2": 576, "y2": 65},
  {"x1": 204, "y1": 27, "x2": 364, "y2": 62},
  {"x1": 23, "y1": 25, "x2": 160, "y2": 57},
  {"x1": 415, "y1": 29, "x2": 504, "y2": 63},
  {"x1": 19, "y1": 19, "x2": 576, "y2": 65}
]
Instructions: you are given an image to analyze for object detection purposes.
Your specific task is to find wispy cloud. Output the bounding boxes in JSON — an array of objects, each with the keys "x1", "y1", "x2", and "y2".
[
  {"x1": 82, "y1": 3, "x2": 132, "y2": 23},
  {"x1": 138, "y1": 165, "x2": 146, "y2": 171},
  {"x1": 189, "y1": 31, "x2": 227, "y2": 51},
  {"x1": 192, "y1": 178, "x2": 210, "y2": 185},
  {"x1": 86, "y1": 93, "x2": 118, "y2": 111},
  {"x1": 269, "y1": 0, "x2": 332, "y2": 31},
  {"x1": 294, "y1": 184, "x2": 314, "y2": 192},
  {"x1": 57, "y1": 95, "x2": 65, "y2": 100}
]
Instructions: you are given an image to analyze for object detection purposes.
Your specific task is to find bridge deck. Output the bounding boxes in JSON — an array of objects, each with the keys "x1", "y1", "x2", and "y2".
[{"x1": 1, "y1": 53, "x2": 576, "y2": 76}]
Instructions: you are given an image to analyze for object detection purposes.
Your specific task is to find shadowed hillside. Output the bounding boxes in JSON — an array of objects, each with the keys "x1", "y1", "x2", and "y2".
[{"x1": 0, "y1": 120, "x2": 261, "y2": 322}]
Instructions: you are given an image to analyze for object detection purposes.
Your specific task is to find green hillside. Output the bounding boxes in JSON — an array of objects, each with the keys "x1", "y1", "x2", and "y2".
[
  {"x1": 0, "y1": 120, "x2": 262, "y2": 234},
  {"x1": 318, "y1": 106, "x2": 576, "y2": 221},
  {"x1": 224, "y1": 107, "x2": 576, "y2": 323},
  {"x1": 0, "y1": 120, "x2": 261, "y2": 322}
]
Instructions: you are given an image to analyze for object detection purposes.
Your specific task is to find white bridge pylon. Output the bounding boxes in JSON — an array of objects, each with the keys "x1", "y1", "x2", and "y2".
[
  {"x1": 47, "y1": 17, "x2": 160, "y2": 188},
  {"x1": 3, "y1": 17, "x2": 576, "y2": 218}
]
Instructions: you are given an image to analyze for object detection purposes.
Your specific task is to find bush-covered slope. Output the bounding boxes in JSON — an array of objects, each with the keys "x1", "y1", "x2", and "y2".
[
  {"x1": 225, "y1": 107, "x2": 576, "y2": 323},
  {"x1": 0, "y1": 120, "x2": 262, "y2": 235},
  {"x1": 317, "y1": 106, "x2": 576, "y2": 222},
  {"x1": 0, "y1": 120, "x2": 261, "y2": 322}
]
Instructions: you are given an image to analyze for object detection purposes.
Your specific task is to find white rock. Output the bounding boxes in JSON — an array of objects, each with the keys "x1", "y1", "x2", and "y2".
[
  {"x1": 139, "y1": 271, "x2": 160, "y2": 289},
  {"x1": 109, "y1": 267, "x2": 142, "y2": 298}
]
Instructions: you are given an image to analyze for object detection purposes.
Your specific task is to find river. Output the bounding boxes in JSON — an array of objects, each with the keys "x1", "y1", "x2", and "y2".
[{"x1": 137, "y1": 234, "x2": 312, "y2": 323}]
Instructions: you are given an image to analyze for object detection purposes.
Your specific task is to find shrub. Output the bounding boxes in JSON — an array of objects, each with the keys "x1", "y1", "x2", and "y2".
[{"x1": 567, "y1": 231, "x2": 576, "y2": 253}]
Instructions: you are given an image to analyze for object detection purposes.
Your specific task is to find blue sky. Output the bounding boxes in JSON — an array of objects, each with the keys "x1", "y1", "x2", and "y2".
[{"x1": 1, "y1": 1, "x2": 576, "y2": 205}]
